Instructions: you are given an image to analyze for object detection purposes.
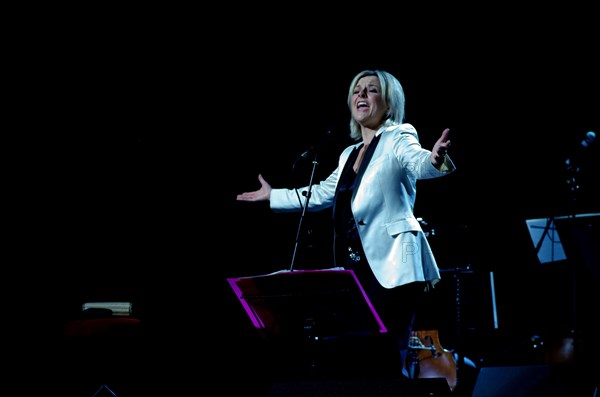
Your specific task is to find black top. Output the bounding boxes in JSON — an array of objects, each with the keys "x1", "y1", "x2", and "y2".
[{"x1": 332, "y1": 135, "x2": 381, "y2": 266}]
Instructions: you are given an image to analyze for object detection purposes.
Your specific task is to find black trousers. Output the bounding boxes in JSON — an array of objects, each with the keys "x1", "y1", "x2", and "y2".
[{"x1": 341, "y1": 243, "x2": 427, "y2": 374}]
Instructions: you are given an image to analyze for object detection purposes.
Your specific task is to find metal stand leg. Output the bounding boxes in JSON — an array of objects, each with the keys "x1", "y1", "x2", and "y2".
[
  {"x1": 408, "y1": 348, "x2": 420, "y2": 379},
  {"x1": 92, "y1": 384, "x2": 118, "y2": 397}
]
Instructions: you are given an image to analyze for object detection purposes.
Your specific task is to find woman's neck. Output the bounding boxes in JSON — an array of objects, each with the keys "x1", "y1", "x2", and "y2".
[{"x1": 361, "y1": 128, "x2": 377, "y2": 146}]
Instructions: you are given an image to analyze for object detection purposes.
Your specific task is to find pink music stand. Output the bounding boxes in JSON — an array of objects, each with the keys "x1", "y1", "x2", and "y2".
[{"x1": 227, "y1": 268, "x2": 387, "y2": 339}]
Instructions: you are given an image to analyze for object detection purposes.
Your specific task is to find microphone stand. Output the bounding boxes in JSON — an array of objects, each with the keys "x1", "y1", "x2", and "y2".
[{"x1": 289, "y1": 151, "x2": 319, "y2": 272}]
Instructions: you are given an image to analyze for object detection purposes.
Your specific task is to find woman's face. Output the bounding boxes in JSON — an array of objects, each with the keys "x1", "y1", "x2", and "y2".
[{"x1": 351, "y1": 75, "x2": 388, "y2": 130}]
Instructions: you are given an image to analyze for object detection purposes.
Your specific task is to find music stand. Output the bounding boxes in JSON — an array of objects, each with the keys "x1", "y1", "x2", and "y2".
[
  {"x1": 526, "y1": 217, "x2": 567, "y2": 264},
  {"x1": 227, "y1": 268, "x2": 386, "y2": 340}
]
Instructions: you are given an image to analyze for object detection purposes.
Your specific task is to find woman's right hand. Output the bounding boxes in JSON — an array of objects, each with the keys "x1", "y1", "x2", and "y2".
[{"x1": 236, "y1": 174, "x2": 272, "y2": 202}]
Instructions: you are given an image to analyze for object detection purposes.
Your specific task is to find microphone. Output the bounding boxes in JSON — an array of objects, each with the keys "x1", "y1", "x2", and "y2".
[
  {"x1": 299, "y1": 149, "x2": 312, "y2": 159},
  {"x1": 565, "y1": 131, "x2": 596, "y2": 195},
  {"x1": 580, "y1": 130, "x2": 596, "y2": 149},
  {"x1": 565, "y1": 131, "x2": 596, "y2": 172},
  {"x1": 299, "y1": 129, "x2": 334, "y2": 159}
]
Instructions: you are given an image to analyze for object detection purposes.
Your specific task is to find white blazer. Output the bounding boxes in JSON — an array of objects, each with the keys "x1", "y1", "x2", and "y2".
[{"x1": 270, "y1": 123, "x2": 456, "y2": 289}]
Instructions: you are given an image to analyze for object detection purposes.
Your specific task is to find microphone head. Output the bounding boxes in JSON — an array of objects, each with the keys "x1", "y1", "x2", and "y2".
[{"x1": 582, "y1": 131, "x2": 596, "y2": 148}]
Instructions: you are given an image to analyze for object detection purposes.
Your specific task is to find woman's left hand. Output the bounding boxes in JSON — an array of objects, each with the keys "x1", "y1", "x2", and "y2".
[{"x1": 431, "y1": 128, "x2": 451, "y2": 167}]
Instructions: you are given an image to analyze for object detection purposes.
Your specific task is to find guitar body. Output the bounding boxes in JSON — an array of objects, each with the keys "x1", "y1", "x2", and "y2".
[{"x1": 407, "y1": 329, "x2": 457, "y2": 391}]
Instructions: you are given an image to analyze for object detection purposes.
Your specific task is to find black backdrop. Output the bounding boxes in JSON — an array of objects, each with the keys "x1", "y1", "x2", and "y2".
[{"x1": 13, "y1": 10, "x2": 599, "y2": 395}]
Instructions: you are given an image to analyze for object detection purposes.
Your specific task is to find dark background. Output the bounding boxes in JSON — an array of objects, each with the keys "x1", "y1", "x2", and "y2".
[{"x1": 12, "y1": 9, "x2": 599, "y2": 395}]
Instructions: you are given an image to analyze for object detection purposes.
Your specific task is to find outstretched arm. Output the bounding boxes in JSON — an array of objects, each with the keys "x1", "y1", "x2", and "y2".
[{"x1": 236, "y1": 174, "x2": 272, "y2": 202}]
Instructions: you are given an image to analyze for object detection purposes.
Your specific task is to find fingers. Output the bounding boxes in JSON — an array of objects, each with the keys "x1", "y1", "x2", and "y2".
[
  {"x1": 437, "y1": 129, "x2": 451, "y2": 154},
  {"x1": 440, "y1": 128, "x2": 451, "y2": 143},
  {"x1": 434, "y1": 129, "x2": 451, "y2": 161}
]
